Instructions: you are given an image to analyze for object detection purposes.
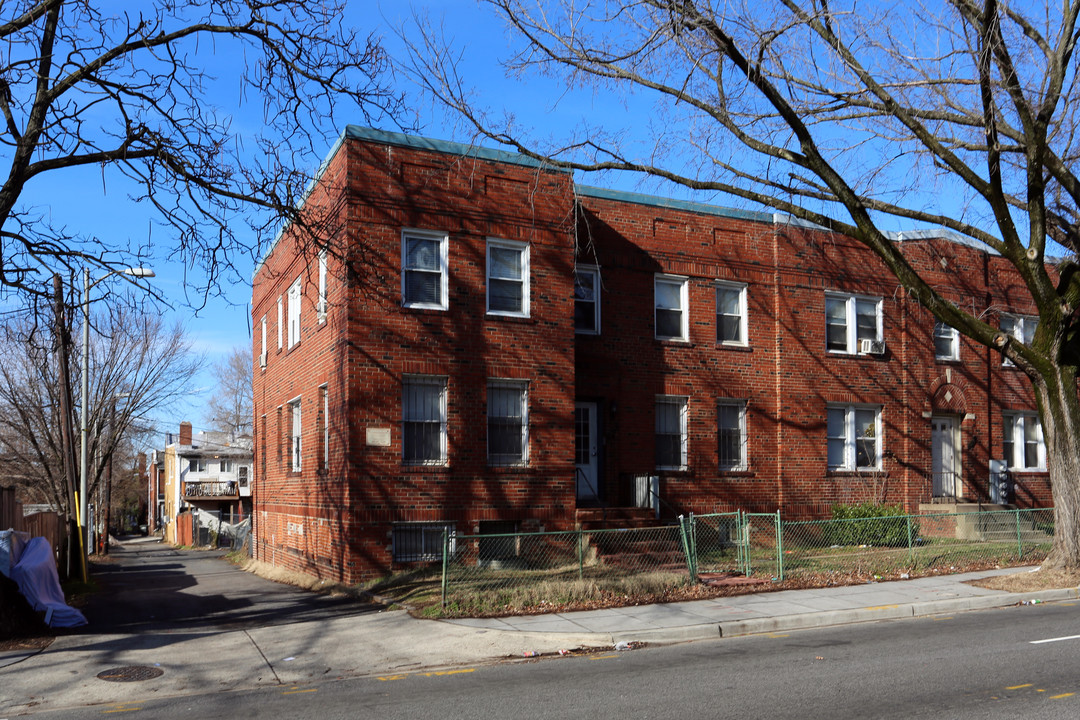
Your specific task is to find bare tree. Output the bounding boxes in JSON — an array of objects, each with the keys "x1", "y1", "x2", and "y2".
[
  {"x1": 204, "y1": 345, "x2": 253, "y2": 437},
  {"x1": 411, "y1": 0, "x2": 1080, "y2": 567},
  {"x1": 0, "y1": 0, "x2": 404, "y2": 305},
  {"x1": 0, "y1": 304, "x2": 201, "y2": 513}
]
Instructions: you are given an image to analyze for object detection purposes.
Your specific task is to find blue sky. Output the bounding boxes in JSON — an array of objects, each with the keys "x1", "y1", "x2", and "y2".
[
  {"x1": 12, "y1": 1, "x2": 1028, "y2": 444},
  {"x1": 13, "y1": 1, "x2": 670, "y2": 442}
]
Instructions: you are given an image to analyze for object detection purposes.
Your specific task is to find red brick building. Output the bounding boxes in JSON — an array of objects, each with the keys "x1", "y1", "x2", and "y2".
[{"x1": 251, "y1": 127, "x2": 1050, "y2": 582}]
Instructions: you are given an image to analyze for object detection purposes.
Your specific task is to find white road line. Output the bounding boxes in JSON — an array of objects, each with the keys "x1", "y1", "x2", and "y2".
[{"x1": 1031, "y1": 634, "x2": 1080, "y2": 645}]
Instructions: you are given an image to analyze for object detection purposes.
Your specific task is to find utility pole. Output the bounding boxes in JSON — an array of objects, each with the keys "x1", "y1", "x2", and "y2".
[{"x1": 53, "y1": 274, "x2": 87, "y2": 582}]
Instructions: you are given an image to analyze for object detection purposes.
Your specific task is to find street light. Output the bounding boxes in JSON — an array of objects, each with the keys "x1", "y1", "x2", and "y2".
[{"x1": 80, "y1": 267, "x2": 155, "y2": 559}]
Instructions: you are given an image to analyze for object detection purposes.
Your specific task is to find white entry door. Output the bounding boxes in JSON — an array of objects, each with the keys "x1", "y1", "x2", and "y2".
[
  {"x1": 931, "y1": 416, "x2": 959, "y2": 498},
  {"x1": 575, "y1": 402, "x2": 599, "y2": 501}
]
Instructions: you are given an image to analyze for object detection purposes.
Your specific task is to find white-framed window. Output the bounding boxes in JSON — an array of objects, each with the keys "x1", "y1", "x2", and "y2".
[
  {"x1": 934, "y1": 321, "x2": 960, "y2": 361},
  {"x1": 403, "y1": 376, "x2": 447, "y2": 465},
  {"x1": 317, "y1": 250, "x2": 328, "y2": 323},
  {"x1": 716, "y1": 281, "x2": 748, "y2": 346},
  {"x1": 289, "y1": 397, "x2": 302, "y2": 471},
  {"x1": 1001, "y1": 314, "x2": 1037, "y2": 366},
  {"x1": 189, "y1": 458, "x2": 207, "y2": 473},
  {"x1": 392, "y1": 522, "x2": 456, "y2": 562},
  {"x1": 825, "y1": 293, "x2": 882, "y2": 353},
  {"x1": 259, "y1": 315, "x2": 267, "y2": 368},
  {"x1": 487, "y1": 238, "x2": 530, "y2": 317},
  {"x1": 319, "y1": 384, "x2": 329, "y2": 471},
  {"x1": 655, "y1": 275, "x2": 689, "y2": 341},
  {"x1": 1003, "y1": 412, "x2": 1045, "y2": 470},
  {"x1": 276, "y1": 296, "x2": 283, "y2": 350},
  {"x1": 656, "y1": 396, "x2": 688, "y2": 470},
  {"x1": 488, "y1": 380, "x2": 528, "y2": 466},
  {"x1": 574, "y1": 265, "x2": 601, "y2": 334},
  {"x1": 287, "y1": 278, "x2": 301, "y2": 349},
  {"x1": 718, "y1": 400, "x2": 747, "y2": 470},
  {"x1": 238, "y1": 466, "x2": 249, "y2": 487},
  {"x1": 220, "y1": 460, "x2": 232, "y2": 473},
  {"x1": 402, "y1": 229, "x2": 449, "y2": 310},
  {"x1": 827, "y1": 405, "x2": 882, "y2": 470}
]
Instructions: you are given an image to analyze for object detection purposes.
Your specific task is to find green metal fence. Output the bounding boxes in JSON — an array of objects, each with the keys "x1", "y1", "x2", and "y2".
[
  {"x1": 435, "y1": 507, "x2": 1055, "y2": 612},
  {"x1": 439, "y1": 524, "x2": 693, "y2": 611},
  {"x1": 780, "y1": 507, "x2": 1054, "y2": 581}
]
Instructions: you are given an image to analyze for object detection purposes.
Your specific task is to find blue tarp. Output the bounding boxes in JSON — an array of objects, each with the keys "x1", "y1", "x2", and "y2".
[
  {"x1": 11, "y1": 536, "x2": 86, "y2": 628},
  {"x1": 0, "y1": 529, "x2": 29, "y2": 578}
]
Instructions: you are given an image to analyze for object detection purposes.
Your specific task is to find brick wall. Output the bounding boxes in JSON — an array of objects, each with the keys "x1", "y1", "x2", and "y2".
[{"x1": 252, "y1": 128, "x2": 1051, "y2": 582}]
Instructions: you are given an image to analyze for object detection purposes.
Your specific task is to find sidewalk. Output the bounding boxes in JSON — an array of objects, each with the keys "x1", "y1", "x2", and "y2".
[
  {"x1": 1, "y1": 537, "x2": 1075, "y2": 715},
  {"x1": 443, "y1": 566, "x2": 1078, "y2": 642}
]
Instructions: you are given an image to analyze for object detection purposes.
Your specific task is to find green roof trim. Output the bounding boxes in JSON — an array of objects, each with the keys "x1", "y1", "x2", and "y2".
[
  {"x1": 344, "y1": 126, "x2": 570, "y2": 172},
  {"x1": 576, "y1": 185, "x2": 775, "y2": 224}
]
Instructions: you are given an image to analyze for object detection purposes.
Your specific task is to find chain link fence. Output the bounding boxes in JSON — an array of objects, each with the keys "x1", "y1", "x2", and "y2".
[
  {"x1": 439, "y1": 524, "x2": 694, "y2": 615},
  {"x1": 429, "y1": 507, "x2": 1054, "y2": 615},
  {"x1": 781, "y1": 508, "x2": 1053, "y2": 580}
]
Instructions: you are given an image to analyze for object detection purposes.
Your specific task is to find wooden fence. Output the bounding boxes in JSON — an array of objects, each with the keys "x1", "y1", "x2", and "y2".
[
  {"x1": 0, "y1": 486, "x2": 22, "y2": 533},
  {"x1": 1, "y1": 486, "x2": 74, "y2": 579}
]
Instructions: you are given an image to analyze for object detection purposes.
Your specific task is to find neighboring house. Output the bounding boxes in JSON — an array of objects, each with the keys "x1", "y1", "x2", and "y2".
[
  {"x1": 147, "y1": 450, "x2": 164, "y2": 534},
  {"x1": 159, "y1": 422, "x2": 253, "y2": 544},
  {"x1": 251, "y1": 126, "x2": 1050, "y2": 583}
]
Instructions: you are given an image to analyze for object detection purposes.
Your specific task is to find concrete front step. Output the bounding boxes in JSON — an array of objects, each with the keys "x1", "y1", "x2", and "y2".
[{"x1": 575, "y1": 507, "x2": 658, "y2": 530}]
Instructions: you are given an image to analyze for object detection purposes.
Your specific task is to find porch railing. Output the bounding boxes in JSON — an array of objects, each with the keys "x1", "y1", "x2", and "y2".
[{"x1": 184, "y1": 480, "x2": 238, "y2": 498}]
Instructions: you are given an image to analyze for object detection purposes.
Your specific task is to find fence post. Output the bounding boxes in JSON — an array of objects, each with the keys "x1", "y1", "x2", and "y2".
[
  {"x1": 1015, "y1": 508, "x2": 1024, "y2": 560},
  {"x1": 689, "y1": 513, "x2": 698, "y2": 579},
  {"x1": 775, "y1": 511, "x2": 784, "y2": 581},
  {"x1": 906, "y1": 516, "x2": 914, "y2": 567},
  {"x1": 677, "y1": 515, "x2": 695, "y2": 580},
  {"x1": 577, "y1": 528, "x2": 584, "y2": 581},
  {"x1": 736, "y1": 509, "x2": 747, "y2": 576},
  {"x1": 440, "y1": 529, "x2": 450, "y2": 608}
]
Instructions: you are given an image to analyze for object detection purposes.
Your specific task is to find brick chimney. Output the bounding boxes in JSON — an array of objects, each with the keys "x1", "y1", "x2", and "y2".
[{"x1": 179, "y1": 421, "x2": 192, "y2": 446}]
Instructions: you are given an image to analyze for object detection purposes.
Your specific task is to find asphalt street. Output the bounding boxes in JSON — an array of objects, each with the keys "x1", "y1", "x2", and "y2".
[{"x1": 14, "y1": 599, "x2": 1080, "y2": 720}]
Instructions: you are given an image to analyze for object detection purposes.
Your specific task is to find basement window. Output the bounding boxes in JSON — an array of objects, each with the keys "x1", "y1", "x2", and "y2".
[{"x1": 392, "y1": 523, "x2": 455, "y2": 562}]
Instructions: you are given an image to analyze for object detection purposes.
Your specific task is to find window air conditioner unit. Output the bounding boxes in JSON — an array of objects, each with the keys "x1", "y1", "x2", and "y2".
[
  {"x1": 259, "y1": 351, "x2": 267, "y2": 368},
  {"x1": 859, "y1": 339, "x2": 886, "y2": 355}
]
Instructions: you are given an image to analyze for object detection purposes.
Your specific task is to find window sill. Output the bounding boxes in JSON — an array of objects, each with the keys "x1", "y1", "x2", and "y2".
[
  {"x1": 718, "y1": 467, "x2": 753, "y2": 476},
  {"x1": 484, "y1": 314, "x2": 534, "y2": 325},
  {"x1": 487, "y1": 463, "x2": 531, "y2": 471},
  {"x1": 826, "y1": 350, "x2": 882, "y2": 359},
  {"x1": 402, "y1": 304, "x2": 449, "y2": 313},
  {"x1": 1010, "y1": 468, "x2": 1048, "y2": 474},
  {"x1": 715, "y1": 342, "x2": 751, "y2": 352},
  {"x1": 935, "y1": 357, "x2": 962, "y2": 364},
  {"x1": 827, "y1": 467, "x2": 884, "y2": 475},
  {"x1": 401, "y1": 463, "x2": 450, "y2": 473},
  {"x1": 656, "y1": 338, "x2": 692, "y2": 346}
]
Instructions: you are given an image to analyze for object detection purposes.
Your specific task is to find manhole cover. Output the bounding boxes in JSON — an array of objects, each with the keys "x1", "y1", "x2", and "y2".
[{"x1": 96, "y1": 666, "x2": 164, "y2": 682}]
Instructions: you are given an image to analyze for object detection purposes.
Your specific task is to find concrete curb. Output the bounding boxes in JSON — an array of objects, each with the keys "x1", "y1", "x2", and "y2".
[
  {"x1": 596, "y1": 589, "x2": 1080, "y2": 645},
  {"x1": 712, "y1": 589, "x2": 1080, "y2": 639}
]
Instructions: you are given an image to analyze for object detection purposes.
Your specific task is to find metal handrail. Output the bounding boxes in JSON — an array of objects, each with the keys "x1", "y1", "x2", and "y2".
[{"x1": 639, "y1": 475, "x2": 681, "y2": 519}]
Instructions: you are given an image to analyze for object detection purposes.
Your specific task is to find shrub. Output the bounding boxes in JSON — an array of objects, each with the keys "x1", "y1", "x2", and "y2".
[{"x1": 824, "y1": 503, "x2": 917, "y2": 548}]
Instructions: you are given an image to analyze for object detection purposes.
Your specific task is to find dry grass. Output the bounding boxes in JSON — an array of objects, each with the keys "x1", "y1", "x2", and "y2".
[
  {"x1": 233, "y1": 555, "x2": 376, "y2": 600},
  {"x1": 967, "y1": 567, "x2": 1080, "y2": 593}
]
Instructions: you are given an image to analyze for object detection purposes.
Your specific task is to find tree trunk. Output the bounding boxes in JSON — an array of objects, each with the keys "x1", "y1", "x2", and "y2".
[{"x1": 1034, "y1": 365, "x2": 1080, "y2": 570}]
